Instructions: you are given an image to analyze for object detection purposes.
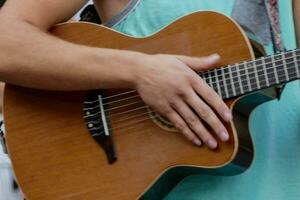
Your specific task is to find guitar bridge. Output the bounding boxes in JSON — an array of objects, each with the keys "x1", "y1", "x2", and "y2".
[{"x1": 83, "y1": 90, "x2": 117, "y2": 164}]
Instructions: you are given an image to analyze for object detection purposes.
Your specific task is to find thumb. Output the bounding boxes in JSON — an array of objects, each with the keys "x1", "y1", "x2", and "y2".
[{"x1": 176, "y1": 54, "x2": 221, "y2": 71}]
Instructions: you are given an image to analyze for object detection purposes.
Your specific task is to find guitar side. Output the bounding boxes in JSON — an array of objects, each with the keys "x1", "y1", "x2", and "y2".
[{"x1": 4, "y1": 11, "x2": 257, "y2": 200}]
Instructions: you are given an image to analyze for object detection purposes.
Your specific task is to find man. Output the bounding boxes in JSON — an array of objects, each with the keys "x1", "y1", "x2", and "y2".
[
  {"x1": 0, "y1": 0, "x2": 298, "y2": 151},
  {"x1": 0, "y1": 1, "x2": 300, "y2": 200}
]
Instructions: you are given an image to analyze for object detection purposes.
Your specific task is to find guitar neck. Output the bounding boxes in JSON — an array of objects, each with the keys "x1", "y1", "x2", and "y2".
[{"x1": 201, "y1": 49, "x2": 300, "y2": 99}]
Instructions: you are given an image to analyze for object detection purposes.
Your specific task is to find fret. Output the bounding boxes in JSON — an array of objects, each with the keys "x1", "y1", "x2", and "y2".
[
  {"x1": 244, "y1": 62, "x2": 253, "y2": 91},
  {"x1": 274, "y1": 54, "x2": 287, "y2": 83},
  {"x1": 246, "y1": 62, "x2": 258, "y2": 90},
  {"x1": 211, "y1": 71, "x2": 218, "y2": 95},
  {"x1": 255, "y1": 59, "x2": 267, "y2": 88},
  {"x1": 213, "y1": 68, "x2": 222, "y2": 96},
  {"x1": 239, "y1": 63, "x2": 250, "y2": 93},
  {"x1": 265, "y1": 57, "x2": 277, "y2": 85},
  {"x1": 230, "y1": 64, "x2": 241, "y2": 96},
  {"x1": 293, "y1": 50, "x2": 300, "y2": 78},
  {"x1": 261, "y1": 58, "x2": 270, "y2": 87},
  {"x1": 221, "y1": 67, "x2": 229, "y2": 98},
  {"x1": 228, "y1": 65, "x2": 236, "y2": 96},
  {"x1": 224, "y1": 67, "x2": 233, "y2": 97},
  {"x1": 285, "y1": 51, "x2": 297, "y2": 80},
  {"x1": 236, "y1": 64, "x2": 244, "y2": 94},
  {"x1": 206, "y1": 72, "x2": 213, "y2": 88},
  {"x1": 271, "y1": 55, "x2": 280, "y2": 83},
  {"x1": 281, "y1": 52, "x2": 289, "y2": 81}
]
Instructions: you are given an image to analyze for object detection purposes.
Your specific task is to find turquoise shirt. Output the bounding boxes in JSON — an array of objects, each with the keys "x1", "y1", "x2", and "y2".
[{"x1": 108, "y1": 0, "x2": 300, "y2": 199}]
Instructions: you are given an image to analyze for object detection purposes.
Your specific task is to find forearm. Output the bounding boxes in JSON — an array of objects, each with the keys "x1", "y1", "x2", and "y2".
[
  {"x1": 0, "y1": 16, "x2": 142, "y2": 91},
  {"x1": 294, "y1": 0, "x2": 300, "y2": 47}
]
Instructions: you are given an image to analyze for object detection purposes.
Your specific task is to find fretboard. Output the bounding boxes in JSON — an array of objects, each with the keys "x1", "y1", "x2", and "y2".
[{"x1": 200, "y1": 49, "x2": 300, "y2": 99}]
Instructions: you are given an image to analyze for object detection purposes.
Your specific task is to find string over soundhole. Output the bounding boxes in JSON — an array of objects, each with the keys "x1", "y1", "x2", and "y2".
[
  {"x1": 147, "y1": 108, "x2": 178, "y2": 132},
  {"x1": 83, "y1": 90, "x2": 117, "y2": 164}
]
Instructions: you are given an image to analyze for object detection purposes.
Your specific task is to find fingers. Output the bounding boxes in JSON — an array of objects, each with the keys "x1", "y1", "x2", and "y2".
[
  {"x1": 166, "y1": 109, "x2": 202, "y2": 147},
  {"x1": 191, "y1": 73, "x2": 232, "y2": 122},
  {"x1": 171, "y1": 98, "x2": 218, "y2": 149},
  {"x1": 184, "y1": 90, "x2": 229, "y2": 142},
  {"x1": 176, "y1": 54, "x2": 221, "y2": 71}
]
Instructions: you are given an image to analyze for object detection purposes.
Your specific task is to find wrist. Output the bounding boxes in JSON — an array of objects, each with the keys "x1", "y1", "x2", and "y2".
[{"x1": 125, "y1": 51, "x2": 152, "y2": 89}]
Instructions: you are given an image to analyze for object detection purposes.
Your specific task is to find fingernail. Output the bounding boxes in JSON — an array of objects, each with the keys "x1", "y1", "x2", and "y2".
[
  {"x1": 193, "y1": 139, "x2": 202, "y2": 146},
  {"x1": 224, "y1": 111, "x2": 232, "y2": 121},
  {"x1": 208, "y1": 139, "x2": 218, "y2": 149},
  {"x1": 220, "y1": 131, "x2": 229, "y2": 142},
  {"x1": 206, "y1": 54, "x2": 221, "y2": 64}
]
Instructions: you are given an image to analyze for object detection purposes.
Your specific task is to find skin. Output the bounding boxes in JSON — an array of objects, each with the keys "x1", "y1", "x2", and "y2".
[{"x1": 0, "y1": 0, "x2": 299, "y2": 149}]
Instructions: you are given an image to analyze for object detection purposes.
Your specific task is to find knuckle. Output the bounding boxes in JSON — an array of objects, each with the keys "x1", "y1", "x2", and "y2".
[
  {"x1": 199, "y1": 106, "x2": 211, "y2": 119},
  {"x1": 169, "y1": 100, "x2": 178, "y2": 109},
  {"x1": 175, "y1": 122, "x2": 186, "y2": 131},
  {"x1": 211, "y1": 118, "x2": 222, "y2": 129},
  {"x1": 206, "y1": 90, "x2": 217, "y2": 100},
  {"x1": 176, "y1": 87, "x2": 188, "y2": 98},
  {"x1": 160, "y1": 106, "x2": 172, "y2": 116},
  {"x1": 186, "y1": 116, "x2": 199, "y2": 129}
]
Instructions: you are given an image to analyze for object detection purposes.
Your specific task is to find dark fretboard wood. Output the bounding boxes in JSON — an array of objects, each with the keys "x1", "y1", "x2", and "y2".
[{"x1": 200, "y1": 49, "x2": 300, "y2": 99}]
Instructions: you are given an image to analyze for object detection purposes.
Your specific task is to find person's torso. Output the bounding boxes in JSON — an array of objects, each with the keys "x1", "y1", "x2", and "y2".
[{"x1": 92, "y1": 0, "x2": 296, "y2": 54}]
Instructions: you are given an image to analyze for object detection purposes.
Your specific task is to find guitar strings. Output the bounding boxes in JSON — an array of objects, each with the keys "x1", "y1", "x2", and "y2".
[
  {"x1": 88, "y1": 66, "x2": 299, "y2": 118},
  {"x1": 90, "y1": 113, "x2": 160, "y2": 135},
  {"x1": 89, "y1": 70, "x2": 298, "y2": 135},
  {"x1": 87, "y1": 67, "x2": 298, "y2": 120},
  {"x1": 84, "y1": 58, "x2": 300, "y2": 113},
  {"x1": 84, "y1": 105, "x2": 148, "y2": 119},
  {"x1": 88, "y1": 51, "x2": 300, "y2": 102},
  {"x1": 86, "y1": 50, "x2": 300, "y2": 134}
]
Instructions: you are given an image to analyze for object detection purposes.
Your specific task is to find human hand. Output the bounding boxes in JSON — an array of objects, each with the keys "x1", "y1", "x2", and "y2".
[{"x1": 134, "y1": 53, "x2": 232, "y2": 149}]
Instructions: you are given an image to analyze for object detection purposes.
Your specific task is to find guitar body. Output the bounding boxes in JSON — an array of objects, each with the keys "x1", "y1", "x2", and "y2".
[{"x1": 4, "y1": 12, "x2": 265, "y2": 200}]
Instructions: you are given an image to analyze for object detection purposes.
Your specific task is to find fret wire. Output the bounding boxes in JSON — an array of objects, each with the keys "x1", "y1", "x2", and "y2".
[
  {"x1": 248, "y1": 62, "x2": 258, "y2": 90},
  {"x1": 199, "y1": 54, "x2": 300, "y2": 98},
  {"x1": 256, "y1": 60, "x2": 266, "y2": 88},
  {"x1": 244, "y1": 62, "x2": 252, "y2": 92},
  {"x1": 271, "y1": 55, "x2": 280, "y2": 83},
  {"x1": 198, "y1": 53, "x2": 300, "y2": 82},
  {"x1": 214, "y1": 68, "x2": 222, "y2": 96},
  {"x1": 236, "y1": 64, "x2": 244, "y2": 94},
  {"x1": 266, "y1": 57, "x2": 277, "y2": 85},
  {"x1": 221, "y1": 67, "x2": 229, "y2": 98},
  {"x1": 239, "y1": 64, "x2": 249, "y2": 93},
  {"x1": 261, "y1": 56, "x2": 270, "y2": 87},
  {"x1": 281, "y1": 52, "x2": 290, "y2": 81},
  {"x1": 224, "y1": 72, "x2": 298, "y2": 98},
  {"x1": 208, "y1": 72, "x2": 213, "y2": 88},
  {"x1": 231, "y1": 65, "x2": 241, "y2": 95},
  {"x1": 228, "y1": 65, "x2": 236, "y2": 96},
  {"x1": 293, "y1": 51, "x2": 300, "y2": 77},
  {"x1": 253, "y1": 61, "x2": 261, "y2": 89},
  {"x1": 218, "y1": 58, "x2": 297, "y2": 84},
  {"x1": 275, "y1": 54, "x2": 286, "y2": 82},
  {"x1": 232, "y1": 65, "x2": 297, "y2": 90},
  {"x1": 198, "y1": 51, "x2": 299, "y2": 80},
  {"x1": 201, "y1": 67, "x2": 298, "y2": 99}
]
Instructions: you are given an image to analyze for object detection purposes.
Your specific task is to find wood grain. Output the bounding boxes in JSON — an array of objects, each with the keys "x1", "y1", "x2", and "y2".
[{"x1": 4, "y1": 11, "x2": 254, "y2": 200}]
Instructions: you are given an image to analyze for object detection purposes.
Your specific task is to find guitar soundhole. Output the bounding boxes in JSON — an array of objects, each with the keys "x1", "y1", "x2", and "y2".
[{"x1": 147, "y1": 108, "x2": 177, "y2": 132}]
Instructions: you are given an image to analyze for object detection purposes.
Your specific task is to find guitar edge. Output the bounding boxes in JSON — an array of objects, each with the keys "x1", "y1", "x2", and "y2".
[{"x1": 4, "y1": 11, "x2": 257, "y2": 200}]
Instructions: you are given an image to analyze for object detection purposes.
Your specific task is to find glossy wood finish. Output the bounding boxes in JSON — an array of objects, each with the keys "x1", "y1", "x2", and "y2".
[{"x1": 3, "y1": 12, "x2": 254, "y2": 200}]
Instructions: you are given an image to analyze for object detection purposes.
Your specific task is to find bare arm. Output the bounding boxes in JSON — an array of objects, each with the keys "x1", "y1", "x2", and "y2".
[
  {"x1": 294, "y1": 0, "x2": 300, "y2": 47},
  {"x1": 0, "y1": 0, "x2": 145, "y2": 90},
  {"x1": 0, "y1": 0, "x2": 231, "y2": 149}
]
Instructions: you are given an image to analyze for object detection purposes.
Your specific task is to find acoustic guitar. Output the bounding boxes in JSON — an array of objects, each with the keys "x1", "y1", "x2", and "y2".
[{"x1": 3, "y1": 11, "x2": 300, "y2": 200}]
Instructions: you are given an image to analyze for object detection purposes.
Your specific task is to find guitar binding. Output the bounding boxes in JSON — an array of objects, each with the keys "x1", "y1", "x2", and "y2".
[{"x1": 83, "y1": 90, "x2": 117, "y2": 164}]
